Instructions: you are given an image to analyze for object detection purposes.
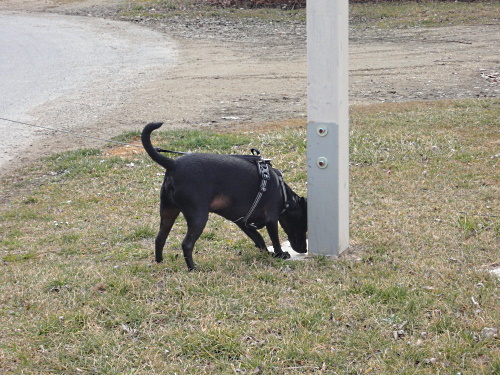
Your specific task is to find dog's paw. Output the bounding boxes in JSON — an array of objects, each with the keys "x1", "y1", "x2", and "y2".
[{"x1": 273, "y1": 251, "x2": 291, "y2": 260}]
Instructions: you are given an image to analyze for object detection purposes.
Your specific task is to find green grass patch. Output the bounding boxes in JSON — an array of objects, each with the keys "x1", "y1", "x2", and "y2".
[
  {"x1": 350, "y1": 1, "x2": 499, "y2": 29},
  {"x1": 0, "y1": 98, "x2": 498, "y2": 373}
]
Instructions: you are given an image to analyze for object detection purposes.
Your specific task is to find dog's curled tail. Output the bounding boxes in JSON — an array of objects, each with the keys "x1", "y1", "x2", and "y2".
[{"x1": 141, "y1": 122, "x2": 176, "y2": 171}]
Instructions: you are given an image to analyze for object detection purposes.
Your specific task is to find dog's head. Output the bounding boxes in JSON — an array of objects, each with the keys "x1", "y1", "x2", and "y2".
[{"x1": 279, "y1": 194, "x2": 308, "y2": 253}]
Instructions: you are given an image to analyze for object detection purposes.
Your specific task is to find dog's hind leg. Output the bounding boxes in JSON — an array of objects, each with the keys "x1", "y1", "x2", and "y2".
[
  {"x1": 265, "y1": 222, "x2": 291, "y2": 259},
  {"x1": 155, "y1": 205, "x2": 181, "y2": 263},
  {"x1": 181, "y1": 211, "x2": 209, "y2": 271},
  {"x1": 235, "y1": 223, "x2": 267, "y2": 251}
]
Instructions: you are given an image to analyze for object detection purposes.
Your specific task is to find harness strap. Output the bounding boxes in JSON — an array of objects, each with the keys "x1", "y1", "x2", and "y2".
[
  {"x1": 233, "y1": 151, "x2": 289, "y2": 229},
  {"x1": 239, "y1": 161, "x2": 270, "y2": 228},
  {"x1": 277, "y1": 172, "x2": 289, "y2": 214},
  {"x1": 155, "y1": 147, "x2": 187, "y2": 155}
]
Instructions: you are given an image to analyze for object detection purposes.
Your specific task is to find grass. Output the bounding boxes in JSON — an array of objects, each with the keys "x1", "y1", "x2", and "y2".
[
  {"x1": 349, "y1": 1, "x2": 499, "y2": 29},
  {"x1": 119, "y1": 0, "x2": 308, "y2": 22},
  {"x1": 117, "y1": 0, "x2": 500, "y2": 28},
  {"x1": 1, "y1": 98, "x2": 499, "y2": 374}
]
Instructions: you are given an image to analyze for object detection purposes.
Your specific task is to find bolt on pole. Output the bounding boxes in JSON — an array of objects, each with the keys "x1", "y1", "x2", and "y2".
[{"x1": 307, "y1": 0, "x2": 349, "y2": 256}]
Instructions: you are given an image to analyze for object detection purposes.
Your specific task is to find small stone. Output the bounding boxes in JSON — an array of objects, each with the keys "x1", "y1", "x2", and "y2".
[{"x1": 481, "y1": 327, "x2": 498, "y2": 340}]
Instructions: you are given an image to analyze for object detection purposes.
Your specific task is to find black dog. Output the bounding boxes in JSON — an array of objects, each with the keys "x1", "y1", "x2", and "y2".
[{"x1": 141, "y1": 122, "x2": 307, "y2": 270}]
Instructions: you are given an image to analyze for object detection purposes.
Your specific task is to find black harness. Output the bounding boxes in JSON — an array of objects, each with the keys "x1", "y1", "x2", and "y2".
[{"x1": 233, "y1": 149, "x2": 289, "y2": 229}]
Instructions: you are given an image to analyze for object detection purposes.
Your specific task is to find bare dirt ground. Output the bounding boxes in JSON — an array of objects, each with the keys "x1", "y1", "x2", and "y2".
[{"x1": 0, "y1": 0, "x2": 498, "y2": 176}]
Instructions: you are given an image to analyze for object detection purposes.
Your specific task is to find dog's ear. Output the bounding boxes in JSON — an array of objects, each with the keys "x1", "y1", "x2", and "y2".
[
  {"x1": 299, "y1": 197, "x2": 307, "y2": 210},
  {"x1": 299, "y1": 197, "x2": 307, "y2": 229}
]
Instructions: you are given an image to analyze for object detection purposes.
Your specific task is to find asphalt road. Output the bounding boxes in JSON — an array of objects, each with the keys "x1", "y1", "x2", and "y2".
[{"x1": 0, "y1": 11, "x2": 176, "y2": 173}]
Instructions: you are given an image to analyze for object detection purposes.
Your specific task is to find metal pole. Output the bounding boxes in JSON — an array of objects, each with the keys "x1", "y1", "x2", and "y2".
[{"x1": 307, "y1": 0, "x2": 349, "y2": 256}]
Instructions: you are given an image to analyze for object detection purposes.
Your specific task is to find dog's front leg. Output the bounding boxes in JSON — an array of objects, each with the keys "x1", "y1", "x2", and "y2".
[
  {"x1": 235, "y1": 223, "x2": 267, "y2": 251},
  {"x1": 266, "y1": 222, "x2": 291, "y2": 260}
]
